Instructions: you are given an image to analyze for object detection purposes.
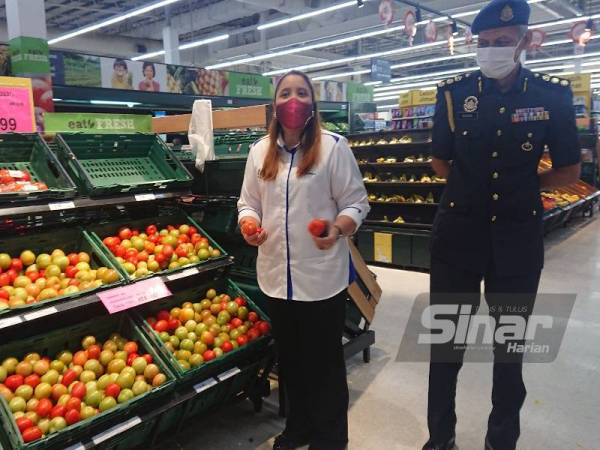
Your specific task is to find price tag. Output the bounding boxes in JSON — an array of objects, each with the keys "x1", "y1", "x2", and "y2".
[
  {"x1": 24, "y1": 307, "x2": 58, "y2": 321},
  {"x1": 0, "y1": 76, "x2": 35, "y2": 133},
  {"x1": 193, "y1": 377, "x2": 218, "y2": 393},
  {"x1": 48, "y1": 201, "x2": 76, "y2": 211},
  {"x1": 98, "y1": 277, "x2": 171, "y2": 314},
  {"x1": 166, "y1": 267, "x2": 199, "y2": 281},
  {"x1": 217, "y1": 366, "x2": 241, "y2": 381},
  {"x1": 0, "y1": 315, "x2": 23, "y2": 329},
  {"x1": 92, "y1": 416, "x2": 141, "y2": 445},
  {"x1": 134, "y1": 193, "x2": 156, "y2": 202}
]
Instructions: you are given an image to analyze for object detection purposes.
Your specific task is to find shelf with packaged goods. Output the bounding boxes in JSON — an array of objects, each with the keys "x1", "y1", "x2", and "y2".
[
  {"x1": 391, "y1": 115, "x2": 433, "y2": 121},
  {"x1": 364, "y1": 181, "x2": 446, "y2": 187},
  {"x1": 358, "y1": 162, "x2": 432, "y2": 169},
  {"x1": 350, "y1": 140, "x2": 432, "y2": 150}
]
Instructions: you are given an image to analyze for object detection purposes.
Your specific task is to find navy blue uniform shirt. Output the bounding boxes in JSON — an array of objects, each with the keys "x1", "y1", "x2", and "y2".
[{"x1": 431, "y1": 67, "x2": 580, "y2": 276}]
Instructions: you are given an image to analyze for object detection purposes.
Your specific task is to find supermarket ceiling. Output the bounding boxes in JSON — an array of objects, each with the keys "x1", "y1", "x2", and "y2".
[{"x1": 2, "y1": 0, "x2": 600, "y2": 93}]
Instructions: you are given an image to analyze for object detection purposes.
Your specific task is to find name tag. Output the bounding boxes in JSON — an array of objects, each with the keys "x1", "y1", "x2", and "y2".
[
  {"x1": 512, "y1": 107, "x2": 550, "y2": 123},
  {"x1": 458, "y1": 112, "x2": 478, "y2": 120}
]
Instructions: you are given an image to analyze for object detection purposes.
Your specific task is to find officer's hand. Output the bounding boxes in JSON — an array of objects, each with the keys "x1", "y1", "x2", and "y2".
[{"x1": 312, "y1": 222, "x2": 339, "y2": 250}]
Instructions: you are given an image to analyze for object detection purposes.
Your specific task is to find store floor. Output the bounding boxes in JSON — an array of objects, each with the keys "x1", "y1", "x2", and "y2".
[{"x1": 162, "y1": 216, "x2": 600, "y2": 450}]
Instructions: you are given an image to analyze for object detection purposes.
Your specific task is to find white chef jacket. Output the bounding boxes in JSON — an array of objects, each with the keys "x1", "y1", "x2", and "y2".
[{"x1": 237, "y1": 130, "x2": 370, "y2": 301}]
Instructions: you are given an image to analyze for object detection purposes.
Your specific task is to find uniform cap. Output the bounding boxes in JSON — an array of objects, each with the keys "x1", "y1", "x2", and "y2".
[{"x1": 471, "y1": 0, "x2": 530, "y2": 34}]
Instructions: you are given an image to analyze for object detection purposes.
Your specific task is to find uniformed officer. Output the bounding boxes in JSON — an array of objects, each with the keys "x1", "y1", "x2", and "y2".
[{"x1": 425, "y1": 1, "x2": 582, "y2": 450}]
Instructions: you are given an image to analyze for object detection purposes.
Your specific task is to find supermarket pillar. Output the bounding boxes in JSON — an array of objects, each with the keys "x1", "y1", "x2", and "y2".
[{"x1": 425, "y1": 1, "x2": 581, "y2": 450}]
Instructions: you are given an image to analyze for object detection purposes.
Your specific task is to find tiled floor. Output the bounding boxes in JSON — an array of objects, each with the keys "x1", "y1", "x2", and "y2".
[{"x1": 166, "y1": 215, "x2": 600, "y2": 450}]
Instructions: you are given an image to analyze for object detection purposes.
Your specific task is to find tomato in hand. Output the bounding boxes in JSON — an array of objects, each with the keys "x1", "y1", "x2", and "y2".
[
  {"x1": 308, "y1": 219, "x2": 328, "y2": 237},
  {"x1": 241, "y1": 222, "x2": 257, "y2": 236}
]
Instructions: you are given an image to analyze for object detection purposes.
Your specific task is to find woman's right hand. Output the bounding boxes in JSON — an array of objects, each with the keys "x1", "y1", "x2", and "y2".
[{"x1": 240, "y1": 219, "x2": 268, "y2": 247}]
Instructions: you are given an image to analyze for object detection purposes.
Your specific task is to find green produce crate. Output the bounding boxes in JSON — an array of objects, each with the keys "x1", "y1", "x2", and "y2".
[
  {"x1": 86, "y1": 210, "x2": 228, "y2": 282},
  {"x1": 132, "y1": 279, "x2": 271, "y2": 384},
  {"x1": 54, "y1": 133, "x2": 193, "y2": 196},
  {"x1": 0, "y1": 312, "x2": 176, "y2": 450},
  {"x1": 0, "y1": 133, "x2": 77, "y2": 203},
  {"x1": 0, "y1": 227, "x2": 124, "y2": 317}
]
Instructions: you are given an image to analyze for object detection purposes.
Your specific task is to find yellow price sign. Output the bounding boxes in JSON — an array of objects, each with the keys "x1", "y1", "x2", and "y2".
[
  {"x1": 399, "y1": 92, "x2": 411, "y2": 108},
  {"x1": 373, "y1": 232, "x2": 392, "y2": 264}
]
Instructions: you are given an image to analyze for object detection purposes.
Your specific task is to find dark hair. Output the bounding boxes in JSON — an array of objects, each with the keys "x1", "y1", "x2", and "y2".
[
  {"x1": 113, "y1": 59, "x2": 128, "y2": 70},
  {"x1": 260, "y1": 70, "x2": 322, "y2": 181},
  {"x1": 142, "y1": 62, "x2": 156, "y2": 77}
]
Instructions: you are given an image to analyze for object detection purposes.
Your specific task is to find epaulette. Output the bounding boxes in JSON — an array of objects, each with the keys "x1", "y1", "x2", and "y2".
[
  {"x1": 437, "y1": 72, "x2": 473, "y2": 89},
  {"x1": 531, "y1": 72, "x2": 571, "y2": 88}
]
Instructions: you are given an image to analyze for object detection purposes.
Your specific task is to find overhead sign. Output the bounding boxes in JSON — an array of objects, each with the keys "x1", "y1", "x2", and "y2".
[
  {"x1": 0, "y1": 76, "x2": 36, "y2": 133},
  {"x1": 44, "y1": 112, "x2": 152, "y2": 134},
  {"x1": 371, "y1": 58, "x2": 392, "y2": 83}
]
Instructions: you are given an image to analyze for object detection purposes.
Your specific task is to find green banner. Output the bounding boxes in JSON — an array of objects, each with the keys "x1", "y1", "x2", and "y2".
[
  {"x1": 44, "y1": 113, "x2": 152, "y2": 134},
  {"x1": 347, "y1": 82, "x2": 374, "y2": 103},
  {"x1": 9, "y1": 37, "x2": 50, "y2": 74},
  {"x1": 228, "y1": 72, "x2": 273, "y2": 99}
]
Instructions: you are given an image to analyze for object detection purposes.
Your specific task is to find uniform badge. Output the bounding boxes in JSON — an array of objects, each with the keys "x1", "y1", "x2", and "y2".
[
  {"x1": 560, "y1": 79, "x2": 570, "y2": 86},
  {"x1": 512, "y1": 107, "x2": 550, "y2": 123},
  {"x1": 463, "y1": 96, "x2": 479, "y2": 113},
  {"x1": 500, "y1": 5, "x2": 514, "y2": 22},
  {"x1": 521, "y1": 142, "x2": 533, "y2": 152}
]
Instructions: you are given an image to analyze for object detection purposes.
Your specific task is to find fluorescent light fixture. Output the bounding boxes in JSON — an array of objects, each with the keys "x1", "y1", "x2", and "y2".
[
  {"x1": 258, "y1": 1, "x2": 357, "y2": 30},
  {"x1": 391, "y1": 53, "x2": 476, "y2": 69},
  {"x1": 90, "y1": 100, "x2": 141, "y2": 108},
  {"x1": 132, "y1": 33, "x2": 229, "y2": 61},
  {"x1": 49, "y1": 0, "x2": 184, "y2": 45},
  {"x1": 374, "y1": 95, "x2": 404, "y2": 102},
  {"x1": 312, "y1": 69, "x2": 370, "y2": 81},
  {"x1": 388, "y1": 66, "x2": 479, "y2": 84},
  {"x1": 377, "y1": 104, "x2": 398, "y2": 109},
  {"x1": 364, "y1": 81, "x2": 382, "y2": 86}
]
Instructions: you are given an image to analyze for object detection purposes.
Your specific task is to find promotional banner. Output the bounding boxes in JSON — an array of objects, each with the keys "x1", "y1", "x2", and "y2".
[
  {"x1": 44, "y1": 112, "x2": 152, "y2": 134},
  {"x1": 228, "y1": 72, "x2": 272, "y2": 99},
  {"x1": 0, "y1": 76, "x2": 36, "y2": 133},
  {"x1": 347, "y1": 82, "x2": 374, "y2": 103},
  {"x1": 320, "y1": 79, "x2": 347, "y2": 102}
]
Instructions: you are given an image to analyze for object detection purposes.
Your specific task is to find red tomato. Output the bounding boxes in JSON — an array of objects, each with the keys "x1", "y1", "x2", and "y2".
[
  {"x1": 147, "y1": 317, "x2": 157, "y2": 327},
  {"x1": 36, "y1": 398, "x2": 52, "y2": 418},
  {"x1": 11, "y1": 258, "x2": 23, "y2": 272},
  {"x1": 62, "y1": 266, "x2": 76, "y2": 279},
  {"x1": 175, "y1": 246, "x2": 187, "y2": 258},
  {"x1": 142, "y1": 354, "x2": 153, "y2": 364},
  {"x1": 61, "y1": 369, "x2": 78, "y2": 387},
  {"x1": 221, "y1": 341, "x2": 233, "y2": 353},
  {"x1": 248, "y1": 312, "x2": 259, "y2": 323},
  {"x1": 234, "y1": 297, "x2": 246, "y2": 307},
  {"x1": 70, "y1": 382, "x2": 86, "y2": 399},
  {"x1": 65, "y1": 397, "x2": 81, "y2": 412},
  {"x1": 241, "y1": 222, "x2": 257, "y2": 236},
  {"x1": 67, "y1": 253, "x2": 79, "y2": 265},
  {"x1": 126, "y1": 256, "x2": 138, "y2": 265},
  {"x1": 199, "y1": 237, "x2": 209, "y2": 246},
  {"x1": 87, "y1": 344, "x2": 101, "y2": 360},
  {"x1": 125, "y1": 248, "x2": 138, "y2": 259},
  {"x1": 7, "y1": 269, "x2": 17, "y2": 282},
  {"x1": 146, "y1": 225, "x2": 158, "y2": 235},
  {"x1": 308, "y1": 219, "x2": 328, "y2": 237},
  {"x1": 123, "y1": 342, "x2": 138, "y2": 355},
  {"x1": 0, "y1": 290, "x2": 8, "y2": 300},
  {"x1": 167, "y1": 225, "x2": 175, "y2": 231},
  {"x1": 72, "y1": 351, "x2": 88, "y2": 367},
  {"x1": 127, "y1": 353, "x2": 139, "y2": 366},
  {"x1": 258, "y1": 321, "x2": 271, "y2": 335},
  {"x1": 177, "y1": 235, "x2": 190, "y2": 244},
  {"x1": 16, "y1": 417, "x2": 33, "y2": 433},
  {"x1": 236, "y1": 335, "x2": 248, "y2": 347},
  {"x1": 132, "y1": 229, "x2": 140, "y2": 236},
  {"x1": 118, "y1": 227, "x2": 132, "y2": 240},
  {"x1": 148, "y1": 234, "x2": 160, "y2": 244},
  {"x1": 191, "y1": 234, "x2": 202, "y2": 245},
  {"x1": 5, "y1": 374, "x2": 24, "y2": 391},
  {"x1": 202, "y1": 350, "x2": 216, "y2": 362},
  {"x1": 65, "y1": 409, "x2": 81, "y2": 425},
  {"x1": 22, "y1": 427, "x2": 43, "y2": 443},
  {"x1": 26, "y1": 271, "x2": 40, "y2": 282},
  {"x1": 105, "y1": 383, "x2": 121, "y2": 398},
  {"x1": 114, "y1": 246, "x2": 126, "y2": 258},
  {"x1": 247, "y1": 328, "x2": 260, "y2": 342},
  {"x1": 162, "y1": 245, "x2": 174, "y2": 258},
  {"x1": 155, "y1": 253, "x2": 166, "y2": 264},
  {"x1": 187, "y1": 226, "x2": 198, "y2": 236},
  {"x1": 220, "y1": 302, "x2": 227, "y2": 311},
  {"x1": 0, "y1": 273, "x2": 9, "y2": 287},
  {"x1": 137, "y1": 251, "x2": 149, "y2": 262},
  {"x1": 230, "y1": 318, "x2": 242, "y2": 329},
  {"x1": 154, "y1": 320, "x2": 168, "y2": 332},
  {"x1": 167, "y1": 318, "x2": 180, "y2": 331},
  {"x1": 50, "y1": 405, "x2": 66, "y2": 418},
  {"x1": 156, "y1": 310, "x2": 170, "y2": 321},
  {"x1": 143, "y1": 241, "x2": 155, "y2": 253},
  {"x1": 24, "y1": 374, "x2": 40, "y2": 388}
]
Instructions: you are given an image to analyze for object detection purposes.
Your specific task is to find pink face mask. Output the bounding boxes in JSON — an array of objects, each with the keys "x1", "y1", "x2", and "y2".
[{"x1": 276, "y1": 98, "x2": 314, "y2": 130}]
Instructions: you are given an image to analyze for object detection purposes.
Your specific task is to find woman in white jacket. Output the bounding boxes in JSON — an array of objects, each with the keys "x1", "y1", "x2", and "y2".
[{"x1": 238, "y1": 71, "x2": 369, "y2": 450}]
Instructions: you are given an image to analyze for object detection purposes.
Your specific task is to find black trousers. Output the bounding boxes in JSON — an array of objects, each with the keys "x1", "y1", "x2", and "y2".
[
  {"x1": 266, "y1": 291, "x2": 349, "y2": 450},
  {"x1": 427, "y1": 257, "x2": 541, "y2": 450}
]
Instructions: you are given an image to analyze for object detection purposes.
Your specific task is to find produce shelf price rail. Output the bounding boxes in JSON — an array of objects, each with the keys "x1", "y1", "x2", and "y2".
[{"x1": 0, "y1": 257, "x2": 234, "y2": 338}]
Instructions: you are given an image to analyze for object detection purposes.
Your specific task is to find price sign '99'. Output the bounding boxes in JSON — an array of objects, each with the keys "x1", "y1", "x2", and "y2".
[{"x1": 0, "y1": 76, "x2": 36, "y2": 133}]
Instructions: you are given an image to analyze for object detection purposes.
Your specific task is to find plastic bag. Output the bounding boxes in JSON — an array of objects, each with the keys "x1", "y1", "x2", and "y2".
[{"x1": 189, "y1": 99, "x2": 215, "y2": 172}]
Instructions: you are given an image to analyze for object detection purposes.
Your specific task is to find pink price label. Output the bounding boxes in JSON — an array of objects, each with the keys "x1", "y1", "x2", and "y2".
[
  {"x1": 0, "y1": 86, "x2": 35, "y2": 133},
  {"x1": 98, "y1": 277, "x2": 171, "y2": 314}
]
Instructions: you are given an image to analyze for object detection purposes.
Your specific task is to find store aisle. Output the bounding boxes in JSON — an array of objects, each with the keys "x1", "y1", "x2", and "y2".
[{"x1": 169, "y1": 216, "x2": 600, "y2": 450}]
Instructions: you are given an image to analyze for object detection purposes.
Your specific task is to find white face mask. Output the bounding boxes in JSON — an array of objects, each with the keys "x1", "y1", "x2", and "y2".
[{"x1": 476, "y1": 44, "x2": 523, "y2": 79}]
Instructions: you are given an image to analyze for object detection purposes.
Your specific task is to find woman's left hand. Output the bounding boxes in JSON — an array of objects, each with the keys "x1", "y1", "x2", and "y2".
[{"x1": 312, "y1": 222, "x2": 340, "y2": 250}]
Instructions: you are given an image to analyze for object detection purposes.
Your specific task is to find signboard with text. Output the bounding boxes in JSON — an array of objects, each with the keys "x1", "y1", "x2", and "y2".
[
  {"x1": 0, "y1": 76, "x2": 35, "y2": 133},
  {"x1": 371, "y1": 58, "x2": 392, "y2": 83},
  {"x1": 44, "y1": 112, "x2": 152, "y2": 134}
]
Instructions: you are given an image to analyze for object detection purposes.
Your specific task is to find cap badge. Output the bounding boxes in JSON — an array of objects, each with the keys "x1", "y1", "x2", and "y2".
[
  {"x1": 464, "y1": 96, "x2": 479, "y2": 113},
  {"x1": 500, "y1": 5, "x2": 514, "y2": 22}
]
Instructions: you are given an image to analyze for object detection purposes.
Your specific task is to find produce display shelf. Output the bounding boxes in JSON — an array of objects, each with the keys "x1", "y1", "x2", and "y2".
[
  {"x1": 351, "y1": 141, "x2": 432, "y2": 149},
  {"x1": 348, "y1": 129, "x2": 432, "y2": 137},
  {"x1": 369, "y1": 201, "x2": 439, "y2": 206},
  {"x1": 358, "y1": 162, "x2": 432, "y2": 168},
  {"x1": 364, "y1": 182, "x2": 446, "y2": 187},
  {"x1": 0, "y1": 257, "x2": 234, "y2": 339},
  {"x1": 0, "y1": 190, "x2": 191, "y2": 218}
]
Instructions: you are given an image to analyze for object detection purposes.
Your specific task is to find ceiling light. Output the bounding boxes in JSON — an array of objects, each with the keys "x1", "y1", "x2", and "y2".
[
  {"x1": 49, "y1": 0, "x2": 184, "y2": 45},
  {"x1": 258, "y1": 1, "x2": 358, "y2": 31},
  {"x1": 377, "y1": 104, "x2": 399, "y2": 109},
  {"x1": 390, "y1": 53, "x2": 476, "y2": 69},
  {"x1": 312, "y1": 69, "x2": 371, "y2": 81},
  {"x1": 364, "y1": 81, "x2": 382, "y2": 86},
  {"x1": 132, "y1": 33, "x2": 229, "y2": 61}
]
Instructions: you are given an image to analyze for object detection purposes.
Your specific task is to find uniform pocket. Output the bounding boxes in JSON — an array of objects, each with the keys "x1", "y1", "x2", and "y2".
[{"x1": 509, "y1": 123, "x2": 546, "y2": 164}]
